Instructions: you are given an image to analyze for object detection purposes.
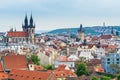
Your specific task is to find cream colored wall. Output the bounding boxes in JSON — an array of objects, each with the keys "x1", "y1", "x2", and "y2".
[{"x1": 78, "y1": 32, "x2": 84, "y2": 42}]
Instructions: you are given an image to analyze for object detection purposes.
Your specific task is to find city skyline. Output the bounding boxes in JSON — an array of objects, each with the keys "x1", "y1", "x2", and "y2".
[{"x1": 0, "y1": 0, "x2": 120, "y2": 32}]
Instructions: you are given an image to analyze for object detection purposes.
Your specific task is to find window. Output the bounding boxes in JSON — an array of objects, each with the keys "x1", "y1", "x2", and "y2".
[
  {"x1": 117, "y1": 58, "x2": 119, "y2": 61},
  {"x1": 107, "y1": 62, "x2": 110, "y2": 64},
  {"x1": 32, "y1": 29, "x2": 34, "y2": 33},
  {"x1": 117, "y1": 62, "x2": 119, "y2": 64},
  {"x1": 107, "y1": 58, "x2": 110, "y2": 61},
  {"x1": 19, "y1": 38, "x2": 21, "y2": 41}
]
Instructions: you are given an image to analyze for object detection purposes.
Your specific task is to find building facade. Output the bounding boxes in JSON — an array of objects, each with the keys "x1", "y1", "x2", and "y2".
[{"x1": 101, "y1": 53, "x2": 120, "y2": 74}]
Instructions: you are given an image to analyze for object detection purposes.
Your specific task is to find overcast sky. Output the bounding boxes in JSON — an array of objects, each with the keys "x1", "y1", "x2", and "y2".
[{"x1": 0, "y1": 0, "x2": 120, "y2": 31}]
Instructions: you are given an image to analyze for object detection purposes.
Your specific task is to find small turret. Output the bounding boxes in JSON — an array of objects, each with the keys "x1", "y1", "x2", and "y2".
[{"x1": 111, "y1": 27, "x2": 114, "y2": 35}]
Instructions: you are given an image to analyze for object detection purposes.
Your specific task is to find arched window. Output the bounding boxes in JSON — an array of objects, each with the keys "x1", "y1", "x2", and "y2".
[{"x1": 32, "y1": 29, "x2": 34, "y2": 33}]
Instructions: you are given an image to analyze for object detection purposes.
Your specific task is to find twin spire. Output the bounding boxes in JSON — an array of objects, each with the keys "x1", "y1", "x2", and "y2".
[{"x1": 23, "y1": 13, "x2": 35, "y2": 28}]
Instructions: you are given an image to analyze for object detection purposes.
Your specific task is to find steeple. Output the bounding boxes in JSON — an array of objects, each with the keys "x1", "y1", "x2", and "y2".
[
  {"x1": 116, "y1": 31, "x2": 119, "y2": 36},
  {"x1": 78, "y1": 24, "x2": 84, "y2": 32},
  {"x1": 30, "y1": 13, "x2": 33, "y2": 27},
  {"x1": 24, "y1": 14, "x2": 28, "y2": 27},
  {"x1": 111, "y1": 27, "x2": 114, "y2": 35},
  {"x1": 80, "y1": 24, "x2": 82, "y2": 31}
]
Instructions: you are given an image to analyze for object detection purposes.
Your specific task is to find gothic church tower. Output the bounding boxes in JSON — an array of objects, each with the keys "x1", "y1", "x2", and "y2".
[{"x1": 22, "y1": 14, "x2": 35, "y2": 43}]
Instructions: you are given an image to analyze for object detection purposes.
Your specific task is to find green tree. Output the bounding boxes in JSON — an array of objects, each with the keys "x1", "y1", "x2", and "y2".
[
  {"x1": 30, "y1": 55, "x2": 40, "y2": 65},
  {"x1": 117, "y1": 74, "x2": 120, "y2": 80},
  {"x1": 92, "y1": 76, "x2": 98, "y2": 80},
  {"x1": 44, "y1": 64, "x2": 54, "y2": 70},
  {"x1": 76, "y1": 63, "x2": 89, "y2": 76},
  {"x1": 100, "y1": 76, "x2": 111, "y2": 80}
]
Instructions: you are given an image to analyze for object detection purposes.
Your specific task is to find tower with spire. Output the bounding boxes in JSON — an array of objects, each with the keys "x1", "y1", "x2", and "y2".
[
  {"x1": 78, "y1": 24, "x2": 85, "y2": 42},
  {"x1": 111, "y1": 27, "x2": 114, "y2": 35},
  {"x1": 22, "y1": 13, "x2": 35, "y2": 43}
]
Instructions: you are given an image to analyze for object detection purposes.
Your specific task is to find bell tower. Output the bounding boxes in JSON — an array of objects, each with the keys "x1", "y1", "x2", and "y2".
[{"x1": 78, "y1": 24, "x2": 85, "y2": 42}]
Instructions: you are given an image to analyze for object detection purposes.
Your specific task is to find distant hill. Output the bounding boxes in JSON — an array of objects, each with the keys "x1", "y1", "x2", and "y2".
[{"x1": 48, "y1": 26, "x2": 120, "y2": 36}]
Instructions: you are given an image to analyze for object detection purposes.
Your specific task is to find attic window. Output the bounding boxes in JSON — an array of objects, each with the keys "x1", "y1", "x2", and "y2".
[
  {"x1": 16, "y1": 75, "x2": 17, "y2": 76},
  {"x1": 10, "y1": 74, "x2": 13, "y2": 76},
  {"x1": 33, "y1": 77, "x2": 35, "y2": 79}
]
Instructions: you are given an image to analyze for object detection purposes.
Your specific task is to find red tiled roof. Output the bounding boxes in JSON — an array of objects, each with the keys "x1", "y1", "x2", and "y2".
[
  {"x1": 0, "y1": 72, "x2": 8, "y2": 79},
  {"x1": 7, "y1": 31, "x2": 28, "y2": 37},
  {"x1": 9, "y1": 69, "x2": 55, "y2": 80},
  {"x1": 56, "y1": 56, "x2": 74, "y2": 62},
  {"x1": 56, "y1": 65, "x2": 67, "y2": 71},
  {"x1": 107, "y1": 45, "x2": 118, "y2": 50},
  {"x1": 95, "y1": 66, "x2": 104, "y2": 73},
  {"x1": 100, "y1": 35, "x2": 112, "y2": 39},
  {"x1": 87, "y1": 59, "x2": 101, "y2": 66},
  {"x1": 2, "y1": 55, "x2": 28, "y2": 71},
  {"x1": 92, "y1": 36, "x2": 99, "y2": 41},
  {"x1": 54, "y1": 70, "x2": 76, "y2": 78},
  {"x1": 34, "y1": 65, "x2": 44, "y2": 71}
]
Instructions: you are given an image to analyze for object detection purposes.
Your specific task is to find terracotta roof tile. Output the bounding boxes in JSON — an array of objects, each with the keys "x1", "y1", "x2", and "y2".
[
  {"x1": 101, "y1": 34, "x2": 112, "y2": 39},
  {"x1": 56, "y1": 56, "x2": 74, "y2": 62},
  {"x1": 2, "y1": 55, "x2": 28, "y2": 71},
  {"x1": 54, "y1": 70, "x2": 76, "y2": 78},
  {"x1": 34, "y1": 65, "x2": 44, "y2": 71},
  {"x1": 9, "y1": 69, "x2": 55, "y2": 80},
  {"x1": 7, "y1": 31, "x2": 28, "y2": 37},
  {"x1": 0, "y1": 72, "x2": 8, "y2": 79}
]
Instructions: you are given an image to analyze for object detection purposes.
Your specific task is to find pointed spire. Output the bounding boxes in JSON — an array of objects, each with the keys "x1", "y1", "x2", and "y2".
[
  {"x1": 14, "y1": 27, "x2": 16, "y2": 32},
  {"x1": 116, "y1": 31, "x2": 119, "y2": 36},
  {"x1": 24, "y1": 13, "x2": 28, "y2": 27},
  {"x1": 80, "y1": 24, "x2": 82, "y2": 31},
  {"x1": 30, "y1": 12, "x2": 33, "y2": 27},
  {"x1": 78, "y1": 24, "x2": 84, "y2": 32},
  {"x1": 111, "y1": 27, "x2": 114, "y2": 35}
]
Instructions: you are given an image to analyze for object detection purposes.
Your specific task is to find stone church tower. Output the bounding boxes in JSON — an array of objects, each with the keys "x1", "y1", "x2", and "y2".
[
  {"x1": 22, "y1": 14, "x2": 35, "y2": 43},
  {"x1": 78, "y1": 24, "x2": 84, "y2": 42}
]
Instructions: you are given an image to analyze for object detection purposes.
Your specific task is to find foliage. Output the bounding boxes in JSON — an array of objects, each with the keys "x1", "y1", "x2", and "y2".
[
  {"x1": 30, "y1": 55, "x2": 40, "y2": 65},
  {"x1": 76, "y1": 63, "x2": 89, "y2": 76},
  {"x1": 96, "y1": 72, "x2": 116, "y2": 79},
  {"x1": 44, "y1": 64, "x2": 54, "y2": 70},
  {"x1": 117, "y1": 74, "x2": 120, "y2": 80},
  {"x1": 75, "y1": 57, "x2": 86, "y2": 68},
  {"x1": 92, "y1": 76, "x2": 98, "y2": 80},
  {"x1": 100, "y1": 76, "x2": 111, "y2": 80}
]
